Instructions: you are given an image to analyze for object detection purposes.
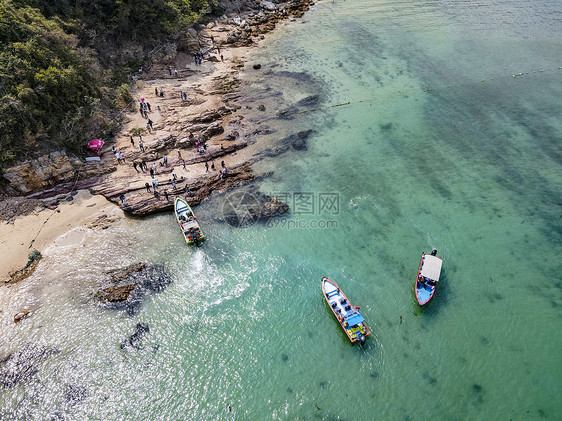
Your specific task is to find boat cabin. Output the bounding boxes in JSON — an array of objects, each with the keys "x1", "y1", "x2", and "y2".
[{"x1": 420, "y1": 254, "x2": 442, "y2": 284}]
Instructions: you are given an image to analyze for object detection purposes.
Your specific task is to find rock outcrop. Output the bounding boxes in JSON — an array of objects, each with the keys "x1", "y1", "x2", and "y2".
[
  {"x1": 96, "y1": 263, "x2": 172, "y2": 314},
  {"x1": 90, "y1": 160, "x2": 258, "y2": 216},
  {"x1": 5, "y1": 251, "x2": 42, "y2": 284},
  {"x1": 13, "y1": 310, "x2": 30, "y2": 323},
  {"x1": 1, "y1": 151, "x2": 115, "y2": 196}
]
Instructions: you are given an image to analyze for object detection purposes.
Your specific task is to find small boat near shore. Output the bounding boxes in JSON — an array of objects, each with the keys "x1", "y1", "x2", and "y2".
[
  {"x1": 415, "y1": 249, "x2": 443, "y2": 306},
  {"x1": 322, "y1": 277, "x2": 370, "y2": 344},
  {"x1": 174, "y1": 197, "x2": 204, "y2": 246}
]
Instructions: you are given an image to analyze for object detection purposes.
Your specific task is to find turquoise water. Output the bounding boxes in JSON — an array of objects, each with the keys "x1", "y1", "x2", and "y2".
[{"x1": 1, "y1": 0, "x2": 561, "y2": 419}]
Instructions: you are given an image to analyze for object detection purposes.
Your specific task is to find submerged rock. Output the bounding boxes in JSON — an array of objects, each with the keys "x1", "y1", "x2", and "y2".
[
  {"x1": 64, "y1": 384, "x2": 88, "y2": 405},
  {"x1": 0, "y1": 343, "x2": 59, "y2": 387},
  {"x1": 296, "y1": 95, "x2": 319, "y2": 107},
  {"x1": 96, "y1": 263, "x2": 172, "y2": 313},
  {"x1": 220, "y1": 186, "x2": 289, "y2": 227},
  {"x1": 276, "y1": 106, "x2": 299, "y2": 119},
  {"x1": 277, "y1": 129, "x2": 314, "y2": 151},
  {"x1": 120, "y1": 323, "x2": 150, "y2": 350}
]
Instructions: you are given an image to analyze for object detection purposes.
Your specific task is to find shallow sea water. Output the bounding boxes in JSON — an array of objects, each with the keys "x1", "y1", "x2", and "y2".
[{"x1": 1, "y1": 0, "x2": 561, "y2": 419}]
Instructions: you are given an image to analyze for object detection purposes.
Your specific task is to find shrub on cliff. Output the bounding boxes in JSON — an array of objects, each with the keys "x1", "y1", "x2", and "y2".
[{"x1": 0, "y1": 2, "x2": 103, "y2": 162}]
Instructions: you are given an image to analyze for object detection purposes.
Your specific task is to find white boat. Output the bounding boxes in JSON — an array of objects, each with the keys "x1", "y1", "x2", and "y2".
[{"x1": 174, "y1": 197, "x2": 204, "y2": 246}]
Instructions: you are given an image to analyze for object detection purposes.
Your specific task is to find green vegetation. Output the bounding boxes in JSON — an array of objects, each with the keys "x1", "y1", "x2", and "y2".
[{"x1": 0, "y1": 0, "x2": 218, "y2": 163}]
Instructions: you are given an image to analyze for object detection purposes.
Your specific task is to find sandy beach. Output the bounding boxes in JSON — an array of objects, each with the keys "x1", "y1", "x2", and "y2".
[{"x1": 0, "y1": 191, "x2": 114, "y2": 281}]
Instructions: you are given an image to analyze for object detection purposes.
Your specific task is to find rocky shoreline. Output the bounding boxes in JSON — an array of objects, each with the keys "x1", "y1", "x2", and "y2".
[
  {"x1": 0, "y1": 0, "x2": 319, "y2": 286},
  {"x1": 0, "y1": 0, "x2": 315, "y2": 221},
  {"x1": 0, "y1": 0, "x2": 318, "y2": 391}
]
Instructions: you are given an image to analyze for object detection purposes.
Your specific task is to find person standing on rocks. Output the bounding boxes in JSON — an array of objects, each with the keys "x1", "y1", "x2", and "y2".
[
  {"x1": 115, "y1": 151, "x2": 121, "y2": 164},
  {"x1": 160, "y1": 88, "x2": 164, "y2": 97},
  {"x1": 145, "y1": 182, "x2": 151, "y2": 192},
  {"x1": 139, "y1": 140, "x2": 144, "y2": 152},
  {"x1": 155, "y1": 87, "x2": 158, "y2": 96},
  {"x1": 152, "y1": 178, "x2": 158, "y2": 190},
  {"x1": 148, "y1": 119, "x2": 153, "y2": 130},
  {"x1": 164, "y1": 190, "x2": 169, "y2": 201},
  {"x1": 163, "y1": 156, "x2": 168, "y2": 166},
  {"x1": 205, "y1": 162, "x2": 209, "y2": 172},
  {"x1": 147, "y1": 122, "x2": 151, "y2": 134},
  {"x1": 150, "y1": 168, "x2": 154, "y2": 178},
  {"x1": 130, "y1": 136, "x2": 134, "y2": 147},
  {"x1": 221, "y1": 160, "x2": 225, "y2": 169},
  {"x1": 152, "y1": 163, "x2": 158, "y2": 174},
  {"x1": 133, "y1": 161, "x2": 139, "y2": 172},
  {"x1": 168, "y1": 66, "x2": 172, "y2": 76},
  {"x1": 211, "y1": 161, "x2": 215, "y2": 171},
  {"x1": 120, "y1": 152, "x2": 125, "y2": 163},
  {"x1": 141, "y1": 160, "x2": 147, "y2": 171},
  {"x1": 177, "y1": 150, "x2": 182, "y2": 160},
  {"x1": 220, "y1": 54, "x2": 224, "y2": 62},
  {"x1": 147, "y1": 102, "x2": 151, "y2": 112},
  {"x1": 119, "y1": 194, "x2": 127, "y2": 206}
]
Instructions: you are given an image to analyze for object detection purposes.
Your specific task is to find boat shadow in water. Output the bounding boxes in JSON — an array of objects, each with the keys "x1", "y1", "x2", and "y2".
[{"x1": 412, "y1": 268, "x2": 451, "y2": 318}]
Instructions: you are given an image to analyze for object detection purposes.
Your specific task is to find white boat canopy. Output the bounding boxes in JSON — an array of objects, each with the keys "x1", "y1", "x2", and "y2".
[{"x1": 420, "y1": 254, "x2": 442, "y2": 282}]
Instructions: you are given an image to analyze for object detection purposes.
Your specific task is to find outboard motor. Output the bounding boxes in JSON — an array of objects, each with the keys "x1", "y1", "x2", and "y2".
[
  {"x1": 358, "y1": 333, "x2": 366, "y2": 345},
  {"x1": 431, "y1": 248, "x2": 437, "y2": 256}
]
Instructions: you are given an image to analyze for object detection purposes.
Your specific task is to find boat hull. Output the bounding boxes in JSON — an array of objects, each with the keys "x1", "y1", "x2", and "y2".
[
  {"x1": 322, "y1": 277, "x2": 371, "y2": 343},
  {"x1": 415, "y1": 252, "x2": 440, "y2": 306}
]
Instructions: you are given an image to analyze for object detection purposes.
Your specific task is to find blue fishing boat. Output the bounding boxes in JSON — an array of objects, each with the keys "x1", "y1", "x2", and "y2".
[
  {"x1": 415, "y1": 249, "x2": 443, "y2": 305},
  {"x1": 174, "y1": 197, "x2": 204, "y2": 246},
  {"x1": 322, "y1": 277, "x2": 370, "y2": 344}
]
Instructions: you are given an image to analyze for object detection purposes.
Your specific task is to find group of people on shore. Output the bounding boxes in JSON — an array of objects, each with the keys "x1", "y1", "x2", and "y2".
[
  {"x1": 117, "y1": 34, "x2": 233, "y2": 208},
  {"x1": 139, "y1": 99, "x2": 155, "y2": 132},
  {"x1": 193, "y1": 51, "x2": 204, "y2": 66},
  {"x1": 112, "y1": 146, "x2": 126, "y2": 164}
]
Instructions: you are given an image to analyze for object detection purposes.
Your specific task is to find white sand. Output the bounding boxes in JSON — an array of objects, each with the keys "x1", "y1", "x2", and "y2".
[{"x1": 0, "y1": 191, "x2": 115, "y2": 282}]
